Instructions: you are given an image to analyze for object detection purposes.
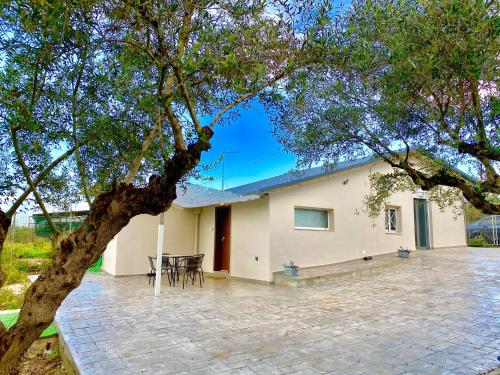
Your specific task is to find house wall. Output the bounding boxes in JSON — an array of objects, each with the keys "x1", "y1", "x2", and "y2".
[
  {"x1": 105, "y1": 161, "x2": 466, "y2": 280},
  {"x1": 429, "y1": 202, "x2": 467, "y2": 248},
  {"x1": 268, "y1": 161, "x2": 466, "y2": 275},
  {"x1": 196, "y1": 199, "x2": 271, "y2": 281},
  {"x1": 102, "y1": 236, "x2": 118, "y2": 275},
  {"x1": 198, "y1": 206, "x2": 215, "y2": 273},
  {"x1": 104, "y1": 205, "x2": 196, "y2": 276},
  {"x1": 230, "y1": 198, "x2": 271, "y2": 281}
]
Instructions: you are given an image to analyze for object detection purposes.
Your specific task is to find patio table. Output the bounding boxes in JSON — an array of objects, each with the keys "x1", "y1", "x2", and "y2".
[{"x1": 162, "y1": 254, "x2": 190, "y2": 286}]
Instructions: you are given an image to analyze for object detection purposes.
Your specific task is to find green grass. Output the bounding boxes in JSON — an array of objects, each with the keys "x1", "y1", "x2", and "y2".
[
  {"x1": 0, "y1": 311, "x2": 57, "y2": 338},
  {"x1": 0, "y1": 288, "x2": 25, "y2": 310},
  {"x1": 4, "y1": 240, "x2": 53, "y2": 259},
  {"x1": 1, "y1": 239, "x2": 53, "y2": 309},
  {"x1": 1, "y1": 240, "x2": 53, "y2": 285}
]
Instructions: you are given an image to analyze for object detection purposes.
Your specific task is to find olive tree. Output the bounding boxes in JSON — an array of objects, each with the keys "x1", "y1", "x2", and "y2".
[
  {"x1": 0, "y1": 0, "x2": 327, "y2": 372},
  {"x1": 268, "y1": 0, "x2": 499, "y2": 215}
]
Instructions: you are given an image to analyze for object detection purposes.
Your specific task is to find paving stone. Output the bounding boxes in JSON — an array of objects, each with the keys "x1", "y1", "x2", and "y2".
[{"x1": 56, "y1": 247, "x2": 500, "y2": 374}]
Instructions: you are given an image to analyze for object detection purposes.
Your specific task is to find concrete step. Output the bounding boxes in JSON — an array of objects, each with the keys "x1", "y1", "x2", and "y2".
[{"x1": 273, "y1": 251, "x2": 427, "y2": 287}]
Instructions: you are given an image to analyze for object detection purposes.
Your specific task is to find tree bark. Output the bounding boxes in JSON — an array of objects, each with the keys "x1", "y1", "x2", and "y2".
[
  {"x1": 398, "y1": 162, "x2": 500, "y2": 215},
  {"x1": 0, "y1": 129, "x2": 212, "y2": 374},
  {"x1": 0, "y1": 212, "x2": 12, "y2": 288}
]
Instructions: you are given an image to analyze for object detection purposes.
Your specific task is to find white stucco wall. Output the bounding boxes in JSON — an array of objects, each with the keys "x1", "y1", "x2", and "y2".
[
  {"x1": 195, "y1": 200, "x2": 271, "y2": 281},
  {"x1": 429, "y1": 202, "x2": 467, "y2": 248},
  {"x1": 103, "y1": 205, "x2": 196, "y2": 275},
  {"x1": 102, "y1": 236, "x2": 117, "y2": 275},
  {"x1": 230, "y1": 198, "x2": 271, "y2": 281},
  {"x1": 198, "y1": 206, "x2": 215, "y2": 273},
  {"x1": 268, "y1": 161, "x2": 466, "y2": 275},
  {"x1": 105, "y1": 160, "x2": 466, "y2": 280}
]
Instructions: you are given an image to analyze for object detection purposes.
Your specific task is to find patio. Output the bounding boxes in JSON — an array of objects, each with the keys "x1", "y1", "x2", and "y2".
[{"x1": 56, "y1": 246, "x2": 500, "y2": 375}]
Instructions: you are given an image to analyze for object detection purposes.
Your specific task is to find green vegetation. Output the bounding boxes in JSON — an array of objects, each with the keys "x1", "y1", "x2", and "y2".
[
  {"x1": 5, "y1": 226, "x2": 35, "y2": 244},
  {"x1": 0, "y1": 312, "x2": 56, "y2": 338},
  {"x1": 0, "y1": 239, "x2": 52, "y2": 309},
  {"x1": 271, "y1": 0, "x2": 499, "y2": 215},
  {"x1": 0, "y1": 289, "x2": 25, "y2": 310},
  {"x1": 467, "y1": 236, "x2": 487, "y2": 248}
]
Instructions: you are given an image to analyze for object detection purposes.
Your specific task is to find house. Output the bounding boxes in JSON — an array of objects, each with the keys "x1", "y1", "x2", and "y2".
[{"x1": 102, "y1": 156, "x2": 467, "y2": 283}]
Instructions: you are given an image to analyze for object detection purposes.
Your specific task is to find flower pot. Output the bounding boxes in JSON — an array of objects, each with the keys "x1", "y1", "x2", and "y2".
[
  {"x1": 398, "y1": 249, "x2": 410, "y2": 258},
  {"x1": 283, "y1": 265, "x2": 299, "y2": 276}
]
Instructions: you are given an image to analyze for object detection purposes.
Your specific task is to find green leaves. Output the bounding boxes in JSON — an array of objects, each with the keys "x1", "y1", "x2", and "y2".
[{"x1": 267, "y1": 0, "x2": 499, "y2": 214}]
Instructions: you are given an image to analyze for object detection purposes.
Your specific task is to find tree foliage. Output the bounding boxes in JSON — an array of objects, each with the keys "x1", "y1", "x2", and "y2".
[
  {"x1": 268, "y1": 0, "x2": 499, "y2": 215},
  {"x1": 0, "y1": 0, "x2": 327, "y2": 372}
]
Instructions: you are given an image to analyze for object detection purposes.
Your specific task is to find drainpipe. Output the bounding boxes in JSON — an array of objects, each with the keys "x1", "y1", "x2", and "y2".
[{"x1": 194, "y1": 208, "x2": 201, "y2": 254}]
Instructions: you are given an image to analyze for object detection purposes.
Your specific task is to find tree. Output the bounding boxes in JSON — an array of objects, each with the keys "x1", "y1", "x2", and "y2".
[
  {"x1": 267, "y1": 0, "x2": 499, "y2": 215},
  {"x1": 0, "y1": 0, "x2": 326, "y2": 372}
]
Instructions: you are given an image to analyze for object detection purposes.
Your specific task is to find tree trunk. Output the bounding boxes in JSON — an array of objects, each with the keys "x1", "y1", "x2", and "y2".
[
  {"x1": 0, "y1": 131, "x2": 212, "y2": 374},
  {"x1": 0, "y1": 212, "x2": 12, "y2": 288}
]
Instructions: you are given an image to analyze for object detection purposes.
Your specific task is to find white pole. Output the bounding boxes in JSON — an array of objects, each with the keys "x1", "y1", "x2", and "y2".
[
  {"x1": 154, "y1": 212, "x2": 165, "y2": 297},
  {"x1": 194, "y1": 211, "x2": 200, "y2": 255}
]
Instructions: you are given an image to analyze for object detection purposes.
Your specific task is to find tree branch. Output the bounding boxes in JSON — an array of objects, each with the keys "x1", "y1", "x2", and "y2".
[
  {"x1": 71, "y1": 49, "x2": 92, "y2": 206},
  {"x1": 174, "y1": 65, "x2": 202, "y2": 133},
  {"x1": 123, "y1": 122, "x2": 162, "y2": 184},
  {"x1": 209, "y1": 72, "x2": 286, "y2": 129},
  {"x1": 6, "y1": 145, "x2": 80, "y2": 218},
  {"x1": 10, "y1": 127, "x2": 59, "y2": 242}
]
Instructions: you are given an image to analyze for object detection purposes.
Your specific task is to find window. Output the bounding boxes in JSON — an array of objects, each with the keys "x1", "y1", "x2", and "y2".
[
  {"x1": 385, "y1": 206, "x2": 401, "y2": 233},
  {"x1": 294, "y1": 208, "x2": 331, "y2": 230}
]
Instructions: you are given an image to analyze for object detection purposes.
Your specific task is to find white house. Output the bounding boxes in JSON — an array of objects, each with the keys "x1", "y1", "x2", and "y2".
[{"x1": 102, "y1": 156, "x2": 467, "y2": 283}]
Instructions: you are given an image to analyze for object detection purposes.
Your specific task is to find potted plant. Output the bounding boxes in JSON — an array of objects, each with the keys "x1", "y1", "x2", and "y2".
[
  {"x1": 282, "y1": 260, "x2": 299, "y2": 276},
  {"x1": 397, "y1": 246, "x2": 411, "y2": 258}
]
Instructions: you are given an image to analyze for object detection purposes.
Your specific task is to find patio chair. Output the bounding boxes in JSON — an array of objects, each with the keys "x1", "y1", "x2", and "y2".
[
  {"x1": 180, "y1": 254, "x2": 205, "y2": 289},
  {"x1": 147, "y1": 256, "x2": 173, "y2": 286}
]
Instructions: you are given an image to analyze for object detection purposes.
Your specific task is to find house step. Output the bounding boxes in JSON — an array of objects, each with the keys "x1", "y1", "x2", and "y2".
[{"x1": 273, "y1": 251, "x2": 427, "y2": 287}]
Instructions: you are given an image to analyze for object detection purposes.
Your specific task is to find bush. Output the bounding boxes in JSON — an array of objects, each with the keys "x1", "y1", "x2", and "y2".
[{"x1": 468, "y1": 236, "x2": 487, "y2": 247}]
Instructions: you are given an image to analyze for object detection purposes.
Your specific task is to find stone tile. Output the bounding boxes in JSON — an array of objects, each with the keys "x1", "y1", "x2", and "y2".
[{"x1": 56, "y1": 247, "x2": 500, "y2": 374}]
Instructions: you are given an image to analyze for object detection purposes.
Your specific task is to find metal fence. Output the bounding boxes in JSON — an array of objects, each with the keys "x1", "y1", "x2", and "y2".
[
  {"x1": 466, "y1": 215, "x2": 499, "y2": 245},
  {"x1": 32, "y1": 211, "x2": 88, "y2": 238},
  {"x1": 6, "y1": 211, "x2": 88, "y2": 242},
  {"x1": 6, "y1": 214, "x2": 36, "y2": 243}
]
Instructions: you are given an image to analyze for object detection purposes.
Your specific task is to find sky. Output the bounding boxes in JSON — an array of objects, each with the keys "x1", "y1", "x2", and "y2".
[{"x1": 194, "y1": 101, "x2": 296, "y2": 190}]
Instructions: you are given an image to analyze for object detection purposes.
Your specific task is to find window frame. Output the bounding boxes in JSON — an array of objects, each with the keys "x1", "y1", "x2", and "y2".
[
  {"x1": 385, "y1": 206, "x2": 401, "y2": 234},
  {"x1": 294, "y1": 206, "x2": 332, "y2": 231}
]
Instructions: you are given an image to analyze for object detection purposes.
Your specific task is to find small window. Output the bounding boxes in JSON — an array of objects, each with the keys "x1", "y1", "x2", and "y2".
[
  {"x1": 385, "y1": 206, "x2": 401, "y2": 233},
  {"x1": 294, "y1": 208, "x2": 330, "y2": 230}
]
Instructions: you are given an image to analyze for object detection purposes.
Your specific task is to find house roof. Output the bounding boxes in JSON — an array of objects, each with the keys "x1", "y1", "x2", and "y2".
[
  {"x1": 173, "y1": 184, "x2": 260, "y2": 208},
  {"x1": 34, "y1": 155, "x2": 380, "y2": 213},
  {"x1": 228, "y1": 155, "x2": 378, "y2": 195}
]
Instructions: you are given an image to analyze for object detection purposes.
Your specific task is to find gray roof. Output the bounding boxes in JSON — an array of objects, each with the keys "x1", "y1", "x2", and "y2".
[
  {"x1": 228, "y1": 155, "x2": 378, "y2": 195},
  {"x1": 174, "y1": 184, "x2": 260, "y2": 208}
]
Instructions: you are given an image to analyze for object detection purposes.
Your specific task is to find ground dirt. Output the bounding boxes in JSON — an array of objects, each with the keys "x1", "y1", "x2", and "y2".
[{"x1": 18, "y1": 336, "x2": 66, "y2": 375}]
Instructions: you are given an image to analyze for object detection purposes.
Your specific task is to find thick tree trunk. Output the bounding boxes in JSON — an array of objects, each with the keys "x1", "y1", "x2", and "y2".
[
  {"x1": 0, "y1": 212, "x2": 12, "y2": 288},
  {"x1": 0, "y1": 131, "x2": 212, "y2": 374}
]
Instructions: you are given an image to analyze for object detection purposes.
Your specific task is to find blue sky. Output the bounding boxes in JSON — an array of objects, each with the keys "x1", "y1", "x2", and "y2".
[{"x1": 195, "y1": 101, "x2": 296, "y2": 190}]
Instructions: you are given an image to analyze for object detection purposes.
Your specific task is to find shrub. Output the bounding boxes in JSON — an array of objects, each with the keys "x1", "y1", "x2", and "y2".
[{"x1": 468, "y1": 236, "x2": 487, "y2": 247}]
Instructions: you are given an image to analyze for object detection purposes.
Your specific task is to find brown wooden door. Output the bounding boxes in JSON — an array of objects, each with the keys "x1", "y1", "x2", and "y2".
[{"x1": 214, "y1": 206, "x2": 231, "y2": 271}]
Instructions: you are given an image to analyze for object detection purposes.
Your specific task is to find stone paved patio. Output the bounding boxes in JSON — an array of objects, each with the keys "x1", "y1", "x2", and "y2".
[{"x1": 56, "y1": 247, "x2": 500, "y2": 375}]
